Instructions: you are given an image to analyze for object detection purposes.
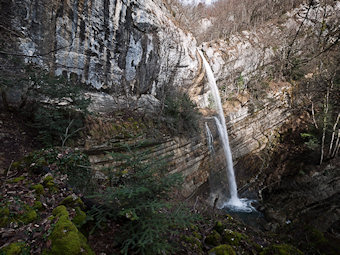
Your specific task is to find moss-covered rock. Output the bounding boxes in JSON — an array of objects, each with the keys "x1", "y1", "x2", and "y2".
[
  {"x1": 182, "y1": 235, "x2": 203, "y2": 250},
  {"x1": 60, "y1": 195, "x2": 85, "y2": 209},
  {"x1": 222, "y1": 230, "x2": 246, "y2": 246},
  {"x1": 205, "y1": 230, "x2": 222, "y2": 246},
  {"x1": 0, "y1": 207, "x2": 10, "y2": 227},
  {"x1": 0, "y1": 242, "x2": 26, "y2": 255},
  {"x1": 32, "y1": 184, "x2": 45, "y2": 196},
  {"x1": 260, "y1": 244, "x2": 303, "y2": 255},
  {"x1": 208, "y1": 244, "x2": 236, "y2": 255},
  {"x1": 72, "y1": 207, "x2": 86, "y2": 227},
  {"x1": 52, "y1": 205, "x2": 69, "y2": 217},
  {"x1": 46, "y1": 205, "x2": 94, "y2": 255}
]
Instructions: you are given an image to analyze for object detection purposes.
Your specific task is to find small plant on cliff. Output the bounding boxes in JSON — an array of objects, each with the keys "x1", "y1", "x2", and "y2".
[{"x1": 88, "y1": 142, "x2": 197, "y2": 255}]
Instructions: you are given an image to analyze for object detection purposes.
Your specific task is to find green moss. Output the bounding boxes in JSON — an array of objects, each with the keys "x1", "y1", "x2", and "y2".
[
  {"x1": 43, "y1": 175, "x2": 54, "y2": 184},
  {"x1": 0, "y1": 207, "x2": 10, "y2": 227},
  {"x1": 205, "y1": 230, "x2": 221, "y2": 246},
  {"x1": 208, "y1": 244, "x2": 236, "y2": 255},
  {"x1": 7, "y1": 176, "x2": 25, "y2": 183},
  {"x1": 60, "y1": 195, "x2": 74, "y2": 205},
  {"x1": 214, "y1": 221, "x2": 225, "y2": 235},
  {"x1": 47, "y1": 206, "x2": 94, "y2": 255},
  {"x1": 222, "y1": 230, "x2": 246, "y2": 246},
  {"x1": 11, "y1": 161, "x2": 23, "y2": 170},
  {"x1": 45, "y1": 181, "x2": 58, "y2": 193},
  {"x1": 19, "y1": 207, "x2": 38, "y2": 224},
  {"x1": 50, "y1": 215, "x2": 78, "y2": 240},
  {"x1": 60, "y1": 195, "x2": 85, "y2": 209},
  {"x1": 182, "y1": 235, "x2": 203, "y2": 250},
  {"x1": 33, "y1": 201, "x2": 44, "y2": 211},
  {"x1": 32, "y1": 184, "x2": 45, "y2": 195},
  {"x1": 43, "y1": 176, "x2": 58, "y2": 193},
  {"x1": 0, "y1": 242, "x2": 26, "y2": 255},
  {"x1": 52, "y1": 205, "x2": 69, "y2": 217},
  {"x1": 72, "y1": 207, "x2": 86, "y2": 227},
  {"x1": 260, "y1": 244, "x2": 303, "y2": 255}
]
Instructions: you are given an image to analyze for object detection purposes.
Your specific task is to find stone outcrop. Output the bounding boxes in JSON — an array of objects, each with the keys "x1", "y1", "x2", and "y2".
[
  {"x1": 85, "y1": 134, "x2": 218, "y2": 197},
  {"x1": 261, "y1": 161, "x2": 340, "y2": 235}
]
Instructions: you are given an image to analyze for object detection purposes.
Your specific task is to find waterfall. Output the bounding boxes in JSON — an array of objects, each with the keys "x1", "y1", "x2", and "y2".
[
  {"x1": 205, "y1": 122, "x2": 215, "y2": 154},
  {"x1": 198, "y1": 50, "x2": 243, "y2": 207}
]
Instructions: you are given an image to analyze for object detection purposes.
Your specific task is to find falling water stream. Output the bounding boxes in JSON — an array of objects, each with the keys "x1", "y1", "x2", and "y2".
[{"x1": 198, "y1": 50, "x2": 255, "y2": 212}]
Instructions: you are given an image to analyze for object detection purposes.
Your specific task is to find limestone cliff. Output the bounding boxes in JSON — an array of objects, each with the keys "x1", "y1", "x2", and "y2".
[
  {"x1": 4, "y1": 0, "x2": 199, "y2": 111},
  {"x1": 1, "y1": 0, "x2": 319, "y2": 197}
]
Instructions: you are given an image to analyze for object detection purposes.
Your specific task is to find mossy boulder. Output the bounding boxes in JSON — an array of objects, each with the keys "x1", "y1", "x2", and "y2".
[
  {"x1": 260, "y1": 244, "x2": 303, "y2": 255},
  {"x1": 0, "y1": 207, "x2": 10, "y2": 227},
  {"x1": 60, "y1": 195, "x2": 85, "y2": 209},
  {"x1": 46, "y1": 205, "x2": 94, "y2": 255},
  {"x1": 52, "y1": 205, "x2": 69, "y2": 217},
  {"x1": 182, "y1": 235, "x2": 203, "y2": 250},
  {"x1": 222, "y1": 230, "x2": 246, "y2": 246},
  {"x1": 72, "y1": 207, "x2": 86, "y2": 227},
  {"x1": 208, "y1": 244, "x2": 236, "y2": 255},
  {"x1": 0, "y1": 242, "x2": 26, "y2": 255},
  {"x1": 205, "y1": 230, "x2": 222, "y2": 246},
  {"x1": 32, "y1": 184, "x2": 45, "y2": 196}
]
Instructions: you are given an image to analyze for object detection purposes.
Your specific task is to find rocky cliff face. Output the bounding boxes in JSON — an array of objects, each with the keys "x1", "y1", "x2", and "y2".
[
  {"x1": 3, "y1": 0, "x2": 300, "y2": 197},
  {"x1": 7, "y1": 0, "x2": 199, "y2": 111}
]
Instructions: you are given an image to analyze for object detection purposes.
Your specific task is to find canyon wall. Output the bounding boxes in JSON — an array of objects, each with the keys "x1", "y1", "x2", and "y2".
[{"x1": 2, "y1": 0, "x2": 297, "y2": 196}]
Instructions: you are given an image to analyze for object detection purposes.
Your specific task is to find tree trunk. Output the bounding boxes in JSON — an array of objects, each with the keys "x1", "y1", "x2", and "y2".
[
  {"x1": 311, "y1": 101, "x2": 318, "y2": 129},
  {"x1": 331, "y1": 128, "x2": 340, "y2": 158},
  {"x1": 320, "y1": 86, "x2": 330, "y2": 165},
  {"x1": 328, "y1": 113, "x2": 340, "y2": 158}
]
